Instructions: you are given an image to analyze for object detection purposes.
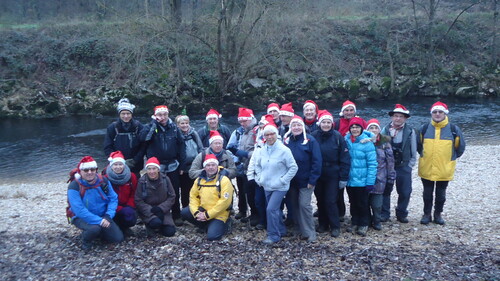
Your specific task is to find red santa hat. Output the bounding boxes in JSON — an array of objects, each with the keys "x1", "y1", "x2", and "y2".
[
  {"x1": 303, "y1": 100, "x2": 319, "y2": 114},
  {"x1": 203, "y1": 154, "x2": 219, "y2": 167},
  {"x1": 317, "y1": 109, "x2": 334, "y2": 125},
  {"x1": 108, "y1": 151, "x2": 126, "y2": 165},
  {"x1": 349, "y1": 117, "x2": 366, "y2": 129},
  {"x1": 284, "y1": 115, "x2": 308, "y2": 145},
  {"x1": 279, "y1": 102, "x2": 295, "y2": 117},
  {"x1": 154, "y1": 105, "x2": 169, "y2": 115},
  {"x1": 206, "y1": 109, "x2": 222, "y2": 120},
  {"x1": 238, "y1": 107, "x2": 254, "y2": 121},
  {"x1": 262, "y1": 115, "x2": 279, "y2": 136},
  {"x1": 366, "y1": 118, "x2": 381, "y2": 130},
  {"x1": 339, "y1": 100, "x2": 357, "y2": 116},
  {"x1": 209, "y1": 130, "x2": 224, "y2": 145},
  {"x1": 145, "y1": 157, "x2": 161, "y2": 170},
  {"x1": 74, "y1": 156, "x2": 98, "y2": 179},
  {"x1": 430, "y1": 101, "x2": 449, "y2": 114},
  {"x1": 389, "y1": 104, "x2": 411, "y2": 118},
  {"x1": 267, "y1": 103, "x2": 280, "y2": 114}
]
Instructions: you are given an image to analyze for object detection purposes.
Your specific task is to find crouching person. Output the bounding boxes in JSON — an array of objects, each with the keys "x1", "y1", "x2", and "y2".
[
  {"x1": 67, "y1": 156, "x2": 124, "y2": 251},
  {"x1": 135, "y1": 157, "x2": 176, "y2": 237},
  {"x1": 181, "y1": 154, "x2": 234, "y2": 241}
]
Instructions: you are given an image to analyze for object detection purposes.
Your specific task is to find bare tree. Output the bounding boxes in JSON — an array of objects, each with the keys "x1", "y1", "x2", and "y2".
[{"x1": 493, "y1": 0, "x2": 498, "y2": 66}]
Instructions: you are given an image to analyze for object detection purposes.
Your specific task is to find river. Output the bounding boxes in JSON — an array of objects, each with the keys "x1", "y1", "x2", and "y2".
[{"x1": 1, "y1": 97, "x2": 499, "y2": 183}]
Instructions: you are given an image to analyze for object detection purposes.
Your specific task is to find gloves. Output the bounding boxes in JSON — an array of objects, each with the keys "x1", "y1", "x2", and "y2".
[
  {"x1": 235, "y1": 149, "x2": 249, "y2": 158},
  {"x1": 339, "y1": 181, "x2": 347, "y2": 189},
  {"x1": 125, "y1": 159, "x2": 136, "y2": 169},
  {"x1": 151, "y1": 206, "x2": 164, "y2": 219},
  {"x1": 366, "y1": 185, "x2": 375, "y2": 192},
  {"x1": 227, "y1": 145, "x2": 238, "y2": 154},
  {"x1": 219, "y1": 168, "x2": 229, "y2": 177}
]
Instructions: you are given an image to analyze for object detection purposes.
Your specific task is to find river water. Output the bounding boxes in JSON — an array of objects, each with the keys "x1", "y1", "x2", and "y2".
[{"x1": 1, "y1": 97, "x2": 499, "y2": 183}]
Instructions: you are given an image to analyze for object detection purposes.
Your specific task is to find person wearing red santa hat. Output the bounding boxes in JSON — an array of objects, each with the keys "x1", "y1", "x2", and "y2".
[
  {"x1": 227, "y1": 107, "x2": 259, "y2": 225},
  {"x1": 139, "y1": 105, "x2": 186, "y2": 226},
  {"x1": 181, "y1": 154, "x2": 234, "y2": 241},
  {"x1": 104, "y1": 151, "x2": 138, "y2": 236},
  {"x1": 197, "y1": 109, "x2": 232, "y2": 148},
  {"x1": 278, "y1": 102, "x2": 295, "y2": 138},
  {"x1": 67, "y1": 156, "x2": 124, "y2": 250},
  {"x1": 267, "y1": 102, "x2": 282, "y2": 127},
  {"x1": 380, "y1": 104, "x2": 417, "y2": 224},
  {"x1": 135, "y1": 157, "x2": 177, "y2": 237},
  {"x1": 417, "y1": 101, "x2": 466, "y2": 225},
  {"x1": 335, "y1": 100, "x2": 367, "y2": 137},
  {"x1": 302, "y1": 100, "x2": 320, "y2": 133}
]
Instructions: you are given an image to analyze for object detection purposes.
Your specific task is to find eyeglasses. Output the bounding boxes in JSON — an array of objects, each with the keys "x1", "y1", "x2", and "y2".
[
  {"x1": 431, "y1": 111, "x2": 444, "y2": 114},
  {"x1": 82, "y1": 168, "x2": 97, "y2": 173}
]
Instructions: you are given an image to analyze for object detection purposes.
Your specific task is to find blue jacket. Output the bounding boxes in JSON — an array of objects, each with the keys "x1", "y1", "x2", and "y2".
[
  {"x1": 311, "y1": 129, "x2": 350, "y2": 181},
  {"x1": 285, "y1": 133, "x2": 322, "y2": 187},
  {"x1": 67, "y1": 177, "x2": 118, "y2": 225},
  {"x1": 103, "y1": 119, "x2": 146, "y2": 172},
  {"x1": 345, "y1": 131, "x2": 377, "y2": 187},
  {"x1": 254, "y1": 140, "x2": 298, "y2": 192}
]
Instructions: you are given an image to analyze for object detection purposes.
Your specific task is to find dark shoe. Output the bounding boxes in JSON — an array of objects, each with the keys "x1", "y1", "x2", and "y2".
[
  {"x1": 145, "y1": 225, "x2": 156, "y2": 237},
  {"x1": 356, "y1": 226, "x2": 368, "y2": 236},
  {"x1": 316, "y1": 225, "x2": 329, "y2": 233},
  {"x1": 313, "y1": 210, "x2": 319, "y2": 217},
  {"x1": 235, "y1": 212, "x2": 247, "y2": 220},
  {"x1": 255, "y1": 223, "x2": 265, "y2": 230},
  {"x1": 331, "y1": 228, "x2": 340, "y2": 238},
  {"x1": 380, "y1": 217, "x2": 389, "y2": 222},
  {"x1": 284, "y1": 218, "x2": 294, "y2": 226},
  {"x1": 174, "y1": 218, "x2": 184, "y2": 226},
  {"x1": 420, "y1": 214, "x2": 432, "y2": 225},
  {"x1": 249, "y1": 215, "x2": 260, "y2": 227},
  {"x1": 372, "y1": 223, "x2": 382, "y2": 231},
  {"x1": 397, "y1": 216, "x2": 409, "y2": 223},
  {"x1": 346, "y1": 224, "x2": 357, "y2": 234},
  {"x1": 339, "y1": 216, "x2": 345, "y2": 222},
  {"x1": 226, "y1": 219, "x2": 233, "y2": 234},
  {"x1": 122, "y1": 228, "x2": 134, "y2": 237},
  {"x1": 307, "y1": 236, "x2": 317, "y2": 243},
  {"x1": 81, "y1": 240, "x2": 92, "y2": 251},
  {"x1": 262, "y1": 238, "x2": 277, "y2": 245},
  {"x1": 433, "y1": 213, "x2": 445, "y2": 225}
]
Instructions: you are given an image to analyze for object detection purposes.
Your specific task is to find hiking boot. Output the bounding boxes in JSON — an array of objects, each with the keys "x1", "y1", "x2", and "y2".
[
  {"x1": 262, "y1": 238, "x2": 277, "y2": 245},
  {"x1": 284, "y1": 218, "x2": 294, "y2": 226},
  {"x1": 420, "y1": 214, "x2": 432, "y2": 225},
  {"x1": 255, "y1": 223, "x2": 265, "y2": 230},
  {"x1": 331, "y1": 228, "x2": 340, "y2": 238},
  {"x1": 122, "y1": 228, "x2": 134, "y2": 237},
  {"x1": 174, "y1": 218, "x2": 184, "y2": 226},
  {"x1": 235, "y1": 212, "x2": 247, "y2": 220},
  {"x1": 433, "y1": 212, "x2": 445, "y2": 225},
  {"x1": 226, "y1": 219, "x2": 233, "y2": 235},
  {"x1": 81, "y1": 240, "x2": 92, "y2": 251},
  {"x1": 307, "y1": 236, "x2": 317, "y2": 243},
  {"x1": 316, "y1": 225, "x2": 329, "y2": 233},
  {"x1": 249, "y1": 215, "x2": 260, "y2": 227},
  {"x1": 339, "y1": 216, "x2": 345, "y2": 222},
  {"x1": 372, "y1": 222, "x2": 382, "y2": 231},
  {"x1": 380, "y1": 216, "x2": 389, "y2": 223},
  {"x1": 397, "y1": 216, "x2": 409, "y2": 223},
  {"x1": 356, "y1": 226, "x2": 368, "y2": 236},
  {"x1": 145, "y1": 225, "x2": 156, "y2": 237}
]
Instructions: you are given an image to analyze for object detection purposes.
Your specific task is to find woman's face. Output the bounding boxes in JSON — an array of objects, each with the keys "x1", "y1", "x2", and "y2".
[
  {"x1": 367, "y1": 125, "x2": 380, "y2": 137},
  {"x1": 111, "y1": 162, "x2": 125, "y2": 174},
  {"x1": 178, "y1": 120, "x2": 190, "y2": 133},
  {"x1": 147, "y1": 166, "x2": 160, "y2": 180},
  {"x1": 320, "y1": 119, "x2": 333, "y2": 132},
  {"x1": 264, "y1": 131, "x2": 277, "y2": 145},
  {"x1": 291, "y1": 122, "x2": 303, "y2": 136},
  {"x1": 119, "y1": 111, "x2": 133, "y2": 123},
  {"x1": 350, "y1": 125, "x2": 362, "y2": 137},
  {"x1": 303, "y1": 106, "x2": 316, "y2": 121}
]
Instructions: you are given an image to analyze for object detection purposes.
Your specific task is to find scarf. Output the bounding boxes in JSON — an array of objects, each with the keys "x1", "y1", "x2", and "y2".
[
  {"x1": 106, "y1": 165, "x2": 131, "y2": 185},
  {"x1": 304, "y1": 118, "x2": 316, "y2": 126},
  {"x1": 209, "y1": 147, "x2": 224, "y2": 159},
  {"x1": 389, "y1": 122, "x2": 404, "y2": 138}
]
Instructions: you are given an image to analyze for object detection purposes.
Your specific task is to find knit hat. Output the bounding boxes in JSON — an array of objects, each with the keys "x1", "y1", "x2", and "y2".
[
  {"x1": 117, "y1": 98, "x2": 135, "y2": 114},
  {"x1": 279, "y1": 102, "x2": 295, "y2": 117},
  {"x1": 430, "y1": 101, "x2": 449, "y2": 114},
  {"x1": 303, "y1": 100, "x2": 319, "y2": 114},
  {"x1": 284, "y1": 115, "x2": 308, "y2": 144},
  {"x1": 388, "y1": 104, "x2": 411, "y2": 118},
  {"x1": 206, "y1": 109, "x2": 222, "y2": 120},
  {"x1": 238, "y1": 107, "x2": 254, "y2": 121},
  {"x1": 145, "y1": 157, "x2": 161, "y2": 169},
  {"x1": 209, "y1": 130, "x2": 224, "y2": 145},
  {"x1": 154, "y1": 105, "x2": 169, "y2": 115},
  {"x1": 317, "y1": 109, "x2": 334, "y2": 125},
  {"x1": 339, "y1": 100, "x2": 357, "y2": 116},
  {"x1": 267, "y1": 103, "x2": 280, "y2": 114},
  {"x1": 349, "y1": 117, "x2": 365, "y2": 128},
  {"x1": 108, "y1": 151, "x2": 126, "y2": 165},
  {"x1": 203, "y1": 154, "x2": 219, "y2": 167},
  {"x1": 366, "y1": 118, "x2": 381, "y2": 130}
]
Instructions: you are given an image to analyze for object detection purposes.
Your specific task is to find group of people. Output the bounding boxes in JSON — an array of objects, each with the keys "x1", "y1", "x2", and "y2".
[{"x1": 66, "y1": 98, "x2": 466, "y2": 249}]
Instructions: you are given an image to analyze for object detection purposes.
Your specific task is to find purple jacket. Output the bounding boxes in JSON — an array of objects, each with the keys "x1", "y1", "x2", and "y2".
[{"x1": 372, "y1": 135, "x2": 396, "y2": 194}]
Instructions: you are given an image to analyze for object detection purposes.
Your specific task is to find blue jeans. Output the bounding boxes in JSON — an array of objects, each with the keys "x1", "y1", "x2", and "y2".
[
  {"x1": 265, "y1": 190, "x2": 287, "y2": 242},
  {"x1": 73, "y1": 217, "x2": 124, "y2": 244},
  {"x1": 382, "y1": 165, "x2": 412, "y2": 219},
  {"x1": 181, "y1": 207, "x2": 229, "y2": 241}
]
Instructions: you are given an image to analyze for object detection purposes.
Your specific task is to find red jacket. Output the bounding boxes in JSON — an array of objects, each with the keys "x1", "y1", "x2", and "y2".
[{"x1": 108, "y1": 173, "x2": 138, "y2": 211}]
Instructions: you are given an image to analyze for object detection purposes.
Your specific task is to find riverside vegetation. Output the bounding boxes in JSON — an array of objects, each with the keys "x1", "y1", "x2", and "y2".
[{"x1": 0, "y1": 0, "x2": 498, "y2": 118}]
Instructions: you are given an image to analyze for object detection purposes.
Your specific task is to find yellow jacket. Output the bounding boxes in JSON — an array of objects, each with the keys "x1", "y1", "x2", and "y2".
[
  {"x1": 418, "y1": 117, "x2": 466, "y2": 181},
  {"x1": 189, "y1": 172, "x2": 234, "y2": 222}
]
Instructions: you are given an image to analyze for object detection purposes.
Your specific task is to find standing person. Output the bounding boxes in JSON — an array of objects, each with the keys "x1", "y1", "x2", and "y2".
[
  {"x1": 311, "y1": 110, "x2": 351, "y2": 238},
  {"x1": 181, "y1": 154, "x2": 234, "y2": 241},
  {"x1": 344, "y1": 117, "x2": 377, "y2": 236},
  {"x1": 227, "y1": 108, "x2": 258, "y2": 225},
  {"x1": 197, "y1": 109, "x2": 232, "y2": 148},
  {"x1": 366, "y1": 119, "x2": 396, "y2": 231},
  {"x1": 103, "y1": 98, "x2": 145, "y2": 177},
  {"x1": 267, "y1": 103, "x2": 282, "y2": 127},
  {"x1": 380, "y1": 104, "x2": 417, "y2": 223},
  {"x1": 176, "y1": 114, "x2": 204, "y2": 214},
  {"x1": 336, "y1": 100, "x2": 365, "y2": 137},
  {"x1": 418, "y1": 102, "x2": 466, "y2": 225},
  {"x1": 284, "y1": 115, "x2": 322, "y2": 243},
  {"x1": 278, "y1": 102, "x2": 296, "y2": 225},
  {"x1": 140, "y1": 105, "x2": 186, "y2": 226},
  {"x1": 302, "y1": 100, "x2": 320, "y2": 133},
  {"x1": 67, "y1": 156, "x2": 124, "y2": 250},
  {"x1": 104, "y1": 151, "x2": 138, "y2": 236},
  {"x1": 135, "y1": 157, "x2": 176, "y2": 237},
  {"x1": 254, "y1": 122, "x2": 298, "y2": 244}
]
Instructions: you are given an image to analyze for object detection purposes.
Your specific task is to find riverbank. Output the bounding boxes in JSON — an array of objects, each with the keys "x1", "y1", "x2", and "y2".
[{"x1": 0, "y1": 145, "x2": 498, "y2": 280}]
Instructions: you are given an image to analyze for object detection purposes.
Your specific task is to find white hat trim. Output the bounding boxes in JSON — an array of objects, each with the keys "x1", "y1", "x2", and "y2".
[
  {"x1": 203, "y1": 158, "x2": 219, "y2": 167},
  {"x1": 430, "y1": 105, "x2": 449, "y2": 114},
  {"x1": 79, "y1": 161, "x2": 97, "y2": 170}
]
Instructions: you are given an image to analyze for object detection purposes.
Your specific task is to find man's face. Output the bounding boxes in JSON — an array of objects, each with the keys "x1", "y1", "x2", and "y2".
[
  {"x1": 210, "y1": 140, "x2": 223, "y2": 153},
  {"x1": 207, "y1": 117, "x2": 219, "y2": 129},
  {"x1": 147, "y1": 166, "x2": 160, "y2": 180},
  {"x1": 391, "y1": 113, "x2": 408, "y2": 127},
  {"x1": 303, "y1": 106, "x2": 316, "y2": 121},
  {"x1": 268, "y1": 109, "x2": 280, "y2": 120},
  {"x1": 204, "y1": 162, "x2": 218, "y2": 176},
  {"x1": 239, "y1": 119, "x2": 252, "y2": 129},
  {"x1": 431, "y1": 110, "x2": 446, "y2": 123},
  {"x1": 119, "y1": 111, "x2": 133, "y2": 123},
  {"x1": 280, "y1": 115, "x2": 292, "y2": 126},
  {"x1": 155, "y1": 112, "x2": 169, "y2": 126},
  {"x1": 81, "y1": 167, "x2": 97, "y2": 182},
  {"x1": 342, "y1": 106, "x2": 356, "y2": 119}
]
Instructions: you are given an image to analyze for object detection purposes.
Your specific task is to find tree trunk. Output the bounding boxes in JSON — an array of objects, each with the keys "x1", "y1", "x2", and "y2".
[
  {"x1": 170, "y1": 0, "x2": 182, "y2": 24},
  {"x1": 493, "y1": 0, "x2": 498, "y2": 67},
  {"x1": 144, "y1": 0, "x2": 149, "y2": 19},
  {"x1": 426, "y1": 0, "x2": 437, "y2": 75}
]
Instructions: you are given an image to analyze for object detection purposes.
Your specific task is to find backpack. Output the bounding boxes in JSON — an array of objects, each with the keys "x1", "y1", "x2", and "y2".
[
  {"x1": 66, "y1": 173, "x2": 110, "y2": 224},
  {"x1": 417, "y1": 122, "x2": 458, "y2": 154},
  {"x1": 196, "y1": 173, "x2": 235, "y2": 211}
]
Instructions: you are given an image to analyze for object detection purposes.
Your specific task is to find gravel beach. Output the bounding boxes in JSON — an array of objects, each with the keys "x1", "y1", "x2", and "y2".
[{"x1": 0, "y1": 145, "x2": 499, "y2": 280}]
